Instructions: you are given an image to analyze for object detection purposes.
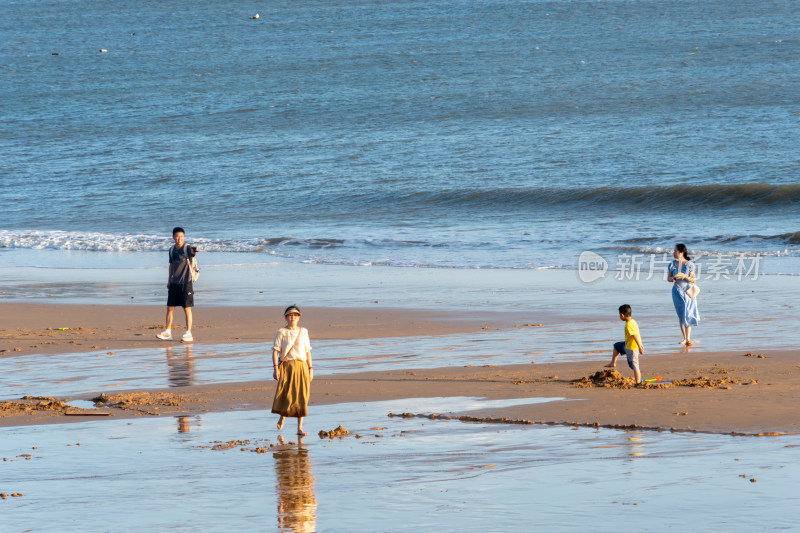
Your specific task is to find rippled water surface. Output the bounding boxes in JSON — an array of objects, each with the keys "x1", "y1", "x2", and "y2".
[
  {"x1": 2, "y1": 399, "x2": 797, "y2": 531},
  {"x1": 3, "y1": 0, "x2": 800, "y2": 269}
]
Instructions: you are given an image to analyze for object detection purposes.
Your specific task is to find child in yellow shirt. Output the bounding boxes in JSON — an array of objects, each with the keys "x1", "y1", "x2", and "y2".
[{"x1": 604, "y1": 304, "x2": 644, "y2": 383}]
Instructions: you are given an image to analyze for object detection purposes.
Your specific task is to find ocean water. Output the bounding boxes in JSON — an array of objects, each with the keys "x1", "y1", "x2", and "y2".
[{"x1": 2, "y1": 0, "x2": 800, "y2": 273}]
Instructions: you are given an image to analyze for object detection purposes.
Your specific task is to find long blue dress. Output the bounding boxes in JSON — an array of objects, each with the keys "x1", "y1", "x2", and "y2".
[{"x1": 668, "y1": 260, "x2": 700, "y2": 327}]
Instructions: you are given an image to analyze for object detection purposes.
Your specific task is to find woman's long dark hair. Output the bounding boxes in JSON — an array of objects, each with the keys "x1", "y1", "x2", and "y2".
[{"x1": 675, "y1": 243, "x2": 691, "y2": 261}]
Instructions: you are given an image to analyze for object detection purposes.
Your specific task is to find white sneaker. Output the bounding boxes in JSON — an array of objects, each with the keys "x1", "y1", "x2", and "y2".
[
  {"x1": 156, "y1": 330, "x2": 173, "y2": 340},
  {"x1": 181, "y1": 331, "x2": 194, "y2": 343}
]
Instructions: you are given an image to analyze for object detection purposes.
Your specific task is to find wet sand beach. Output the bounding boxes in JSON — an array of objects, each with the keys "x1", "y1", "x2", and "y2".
[
  {"x1": 0, "y1": 302, "x2": 517, "y2": 355},
  {"x1": 2, "y1": 289, "x2": 798, "y2": 532},
  {"x1": 2, "y1": 304, "x2": 798, "y2": 436}
]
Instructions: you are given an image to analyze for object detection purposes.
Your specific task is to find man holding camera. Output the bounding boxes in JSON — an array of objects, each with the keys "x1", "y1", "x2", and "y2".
[{"x1": 156, "y1": 226, "x2": 198, "y2": 343}]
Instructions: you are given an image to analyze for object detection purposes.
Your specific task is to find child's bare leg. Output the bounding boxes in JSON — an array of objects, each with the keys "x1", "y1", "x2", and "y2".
[
  {"x1": 277, "y1": 416, "x2": 285, "y2": 430},
  {"x1": 634, "y1": 368, "x2": 642, "y2": 383},
  {"x1": 297, "y1": 416, "x2": 307, "y2": 437},
  {"x1": 605, "y1": 348, "x2": 620, "y2": 368}
]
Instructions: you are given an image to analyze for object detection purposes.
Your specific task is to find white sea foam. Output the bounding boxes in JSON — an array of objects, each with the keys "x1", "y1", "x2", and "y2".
[
  {"x1": 0, "y1": 230, "x2": 289, "y2": 254},
  {"x1": 1, "y1": 229, "x2": 798, "y2": 273}
]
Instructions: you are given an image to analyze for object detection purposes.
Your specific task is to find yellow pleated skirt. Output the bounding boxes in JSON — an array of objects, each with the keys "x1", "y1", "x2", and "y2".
[{"x1": 271, "y1": 359, "x2": 310, "y2": 418}]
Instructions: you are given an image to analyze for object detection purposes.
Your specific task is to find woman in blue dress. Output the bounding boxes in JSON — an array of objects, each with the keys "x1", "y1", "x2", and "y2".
[{"x1": 667, "y1": 243, "x2": 700, "y2": 346}]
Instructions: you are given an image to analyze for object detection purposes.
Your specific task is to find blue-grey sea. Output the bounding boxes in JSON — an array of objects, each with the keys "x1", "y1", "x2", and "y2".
[{"x1": 2, "y1": 0, "x2": 800, "y2": 272}]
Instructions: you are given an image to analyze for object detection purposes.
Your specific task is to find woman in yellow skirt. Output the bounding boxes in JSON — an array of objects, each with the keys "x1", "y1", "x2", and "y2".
[{"x1": 272, "y1": 305, "x2": 313, "y2": 436}]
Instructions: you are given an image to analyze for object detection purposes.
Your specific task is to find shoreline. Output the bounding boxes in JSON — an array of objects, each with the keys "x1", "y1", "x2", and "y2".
[{"x1": 2, "y1": 348, "x2": 798, "y2": 436}]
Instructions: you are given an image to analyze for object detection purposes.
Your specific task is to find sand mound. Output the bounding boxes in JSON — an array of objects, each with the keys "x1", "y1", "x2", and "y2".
[
  {"x1": 574, "y1": 370, "x2": 744, "y2": 390},
  {"x1": 318, "y1": 425, "x2": 350, "y2": 439},
  {"x1": 672, "y1": 376, "x2": 740, "y2": 388},
  {"x1": 211, "y1": 439, "x2": 251, "y2": 451},
  {"x1": 573, "y1": 369, "x2": 640, "y2": 389},
  {"x1": 92, "y1": 392, "x2": 188, "y2": 408},
  {"x1": 1, "y1": 396, "x2": 90, "y2": 418},
  {"x1": 20, "y1": 396, "x2": 69, "y2": 409},
  {"x1": 1, "y1": 396, "x2": 68, "y2": 414}
]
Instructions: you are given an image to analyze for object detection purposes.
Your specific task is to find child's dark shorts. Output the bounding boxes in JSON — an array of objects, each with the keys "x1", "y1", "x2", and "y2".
[
  {"x1": 167, "y1": 282, "x2": 194, "y2": 308},
  {"x1": 613, "y1": 341, "x2": 640, "y2": 371}
]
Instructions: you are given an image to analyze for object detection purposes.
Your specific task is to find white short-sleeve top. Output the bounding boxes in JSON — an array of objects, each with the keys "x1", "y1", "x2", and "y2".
[{"x1": 273, "y1": 327, "x2": 311, "y2": 363}]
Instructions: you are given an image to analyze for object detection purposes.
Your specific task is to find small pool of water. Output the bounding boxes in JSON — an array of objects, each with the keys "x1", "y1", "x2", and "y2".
[{"x1": 65, "y1": 400, "x2": 97, "y2": 410}]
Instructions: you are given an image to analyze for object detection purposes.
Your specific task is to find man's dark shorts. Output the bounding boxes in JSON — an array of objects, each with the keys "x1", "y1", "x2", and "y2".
[{"x1": 167, "y1": 282, "x2": 194, "y2": 308}]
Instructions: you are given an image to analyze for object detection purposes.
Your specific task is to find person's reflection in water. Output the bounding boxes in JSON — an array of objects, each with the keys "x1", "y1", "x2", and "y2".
[
  {"x1": 174, "y1": 415, "x2": 200, "y2": 435},
  {"x1": 273, "y1": 436, "x2": 317, "y2": 532},
  {"x1": 166, "y1": 344, "x2": 195, "y2": 387}
]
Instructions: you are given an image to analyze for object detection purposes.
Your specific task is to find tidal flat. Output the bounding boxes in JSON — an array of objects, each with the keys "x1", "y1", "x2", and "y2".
[{"x1": 2, "y1": 398, "x2": 797, "y2": 531}]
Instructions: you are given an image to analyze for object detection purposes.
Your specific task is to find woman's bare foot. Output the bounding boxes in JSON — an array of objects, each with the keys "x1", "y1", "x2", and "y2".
[
  {"x1": 277, "y1": 416, "x2": 285, "y2": 430},
  {"x1": 686, "y1": 340, "x2": 693, "y2": 346},
  {"x1": 679, "y1": 340, "x2": 687, "y2": 346},
  {"x1": 297, "y1": 429, "x2": 308, "y2": 436},
  {"x1": 604, "y1": 364, "x2": 616, "y2": 368},
  {"x1": 277, "y1": 435, "x2": 285, "y2": 445}
]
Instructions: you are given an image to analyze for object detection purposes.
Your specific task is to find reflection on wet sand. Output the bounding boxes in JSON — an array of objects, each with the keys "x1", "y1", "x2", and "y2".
[
  {"x1": 166, "y1": 345, "x2": 195, "y2": 387},
  {"x1": 625, "y1": 433, "x2": 646, "y2": 460},
  {"x1": 167, "y1": 345, "x2": 196, "y2": 435},
  {"x1": 274, "y1": 437, "x2": 317, "y2": 533},
  {"x1": 174, "y1": 415, "x2": 201, "y2": 434}
]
